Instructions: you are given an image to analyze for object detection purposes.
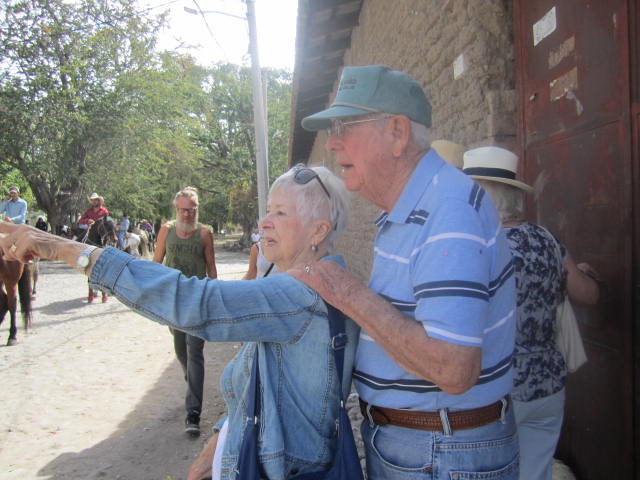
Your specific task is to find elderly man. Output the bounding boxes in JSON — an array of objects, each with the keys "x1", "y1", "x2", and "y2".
[
  {"x1": 296, "y1": 65, "x2": 518, "y2": 479},
  {"x1": 1, "y1": 186, "x2": 27, "y2": 224},
  {"x1": 154, "y1": 187, "x2": 217, "y2": 436}
]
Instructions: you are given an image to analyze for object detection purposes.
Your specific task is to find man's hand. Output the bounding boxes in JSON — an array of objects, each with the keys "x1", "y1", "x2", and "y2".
[
  {"x1": 287, "y1": 260, "x2": 360, "y2": 311},
  {"x1": 87, "y1": 219, "x2": 95, "y2": 225},
  {"x1": 4, "y1": 217, "x2": 12, "y2": 223}
]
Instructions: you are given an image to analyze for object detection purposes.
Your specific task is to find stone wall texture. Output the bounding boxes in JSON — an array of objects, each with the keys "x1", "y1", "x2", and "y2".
[{"x1": 307, "y1": 0, "x2": 517, "y2": 280}]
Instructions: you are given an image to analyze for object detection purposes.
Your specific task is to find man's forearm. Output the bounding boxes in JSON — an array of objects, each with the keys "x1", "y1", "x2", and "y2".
[{"x1": 290, "y1": 261, "x2": 481, "y2": 394}]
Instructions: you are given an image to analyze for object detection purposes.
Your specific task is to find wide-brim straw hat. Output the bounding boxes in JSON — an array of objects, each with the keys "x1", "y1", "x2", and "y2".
[
  {"x1": 462, "y1": 146, "x2": 534, "y2": 193},
  {"x1": 88, "y1": 192, "x2": 104, "y2": 202},
  {"x1": 431, "y1": 140, "x2": 465, "y2": 169}
]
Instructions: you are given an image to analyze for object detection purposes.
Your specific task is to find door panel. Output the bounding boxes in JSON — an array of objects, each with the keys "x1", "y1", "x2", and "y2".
[{"x1": 515, "y1": 1, "x2": 634, "y2": 478}]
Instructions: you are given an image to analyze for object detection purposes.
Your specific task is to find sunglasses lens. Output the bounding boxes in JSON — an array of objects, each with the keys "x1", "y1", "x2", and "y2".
[
  {"x1": 292, "y1": 167, "x2": 331, "y2": 198},
  {"x1": 294, "y1": 169, "x2": 315, "y2": 185}
]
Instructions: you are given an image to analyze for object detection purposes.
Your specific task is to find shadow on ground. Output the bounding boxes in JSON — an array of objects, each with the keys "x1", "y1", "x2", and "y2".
[{"x1": 37, "y1": 342, "x2": 238, "y2": 480}]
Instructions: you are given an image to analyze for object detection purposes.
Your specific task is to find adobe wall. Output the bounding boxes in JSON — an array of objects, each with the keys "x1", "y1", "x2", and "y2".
[{"x1": 307, "y1": 0, "x2": 516, "y2": 281}]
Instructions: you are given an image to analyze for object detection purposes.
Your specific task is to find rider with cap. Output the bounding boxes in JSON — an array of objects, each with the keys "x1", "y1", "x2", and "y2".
[{"x1": 0, "y1": 186, "x2": 28, "y2": 224}]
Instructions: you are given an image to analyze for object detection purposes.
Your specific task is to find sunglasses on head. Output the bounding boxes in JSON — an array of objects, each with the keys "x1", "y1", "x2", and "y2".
[{"x1": 291, "y1": 164, "x2": 331, "y2": 198}]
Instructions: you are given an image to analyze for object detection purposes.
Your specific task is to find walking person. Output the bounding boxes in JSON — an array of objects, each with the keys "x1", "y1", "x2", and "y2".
[
  {"x1": 297, "y1": 65, "x2": 519, "y2": 479},
  {"x1": 153, "y1": 187, "x2": 217, "y2": 436},
  {"x1": 463, "y1": 146, "x2": 600, "y2": 480}
]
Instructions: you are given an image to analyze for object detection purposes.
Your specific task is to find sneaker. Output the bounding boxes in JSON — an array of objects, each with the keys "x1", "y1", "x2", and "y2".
[
  {"x1": 101, "y1": 294, "x2": 108, "y2": 303},
  {"x1": 185, "y1": 412, "x2": 200, "y2": 436},
  {"x1": 88, "y1": 295, "x2": 94, "y2": 303}
]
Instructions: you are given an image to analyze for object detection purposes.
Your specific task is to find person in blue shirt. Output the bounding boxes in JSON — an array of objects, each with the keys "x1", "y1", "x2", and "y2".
[
  {"x1": 1, "y1": 186, "x2": 27, "y2": 224},
  {"x1": 296, "y1": 65, "x2": 519, "y2": 480},
  {"x1": 0, "y1": 165, "x2": 359, "y2": 480},
  {"x1": 118, "y1": 214, "x2": 130, "y2": 249}
]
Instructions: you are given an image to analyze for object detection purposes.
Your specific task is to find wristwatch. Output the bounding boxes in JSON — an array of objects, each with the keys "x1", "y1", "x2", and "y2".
[{"x1": 76, "y1": 246, "x2": 98, "y2": 273}]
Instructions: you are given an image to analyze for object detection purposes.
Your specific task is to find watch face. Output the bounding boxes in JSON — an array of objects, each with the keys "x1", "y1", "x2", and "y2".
[{"x1": 77, "y1": 254, "x2": 90, "y2": 268}]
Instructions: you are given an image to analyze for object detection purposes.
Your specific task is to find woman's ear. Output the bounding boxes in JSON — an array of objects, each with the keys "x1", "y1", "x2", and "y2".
[{"x1": 312, "y1": 219, "x2": 332, "y2": 247}]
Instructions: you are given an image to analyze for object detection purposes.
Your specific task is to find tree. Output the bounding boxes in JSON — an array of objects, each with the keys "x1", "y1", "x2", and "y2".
[
  {"x1": 0, "y1": 0, "x2": 165, "y2": 228},
  {"x1": 190, "y1": 64, "x2": 292, "y2": 243}
]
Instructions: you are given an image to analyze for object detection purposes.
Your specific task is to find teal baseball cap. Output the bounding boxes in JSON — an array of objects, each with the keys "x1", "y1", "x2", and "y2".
[{"x1": 301, "y1": 65, "x2": 432, "y2": 131}]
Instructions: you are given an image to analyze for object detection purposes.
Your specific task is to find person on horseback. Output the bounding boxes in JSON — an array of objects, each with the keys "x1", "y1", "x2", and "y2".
[
  {"x1": 78, "y1": 193, "x2": 111, "y2": 303},
  {"x1": 78, "y1": 193, "x2": 109, "y2": 242}
]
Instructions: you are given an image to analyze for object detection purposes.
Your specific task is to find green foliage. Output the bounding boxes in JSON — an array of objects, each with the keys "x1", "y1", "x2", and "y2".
[{"x1": 0, "y1": 0, "x2": 292, "y2": 235}]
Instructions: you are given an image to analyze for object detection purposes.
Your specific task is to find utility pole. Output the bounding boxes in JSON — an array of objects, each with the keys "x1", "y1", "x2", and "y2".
[{"x1": 246, "y1": 0, "x2": 269, "y2": 219}]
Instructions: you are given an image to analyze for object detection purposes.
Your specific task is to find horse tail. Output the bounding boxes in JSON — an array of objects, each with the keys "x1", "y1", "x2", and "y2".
[{"x1": 18, "y1": 264, "x2": 32, "y2": 331}]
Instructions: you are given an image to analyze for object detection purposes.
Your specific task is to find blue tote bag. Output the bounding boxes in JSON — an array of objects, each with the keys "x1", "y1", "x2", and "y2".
[{"x1": 236, "y1": 304, "x2": 364, "y2": 480}]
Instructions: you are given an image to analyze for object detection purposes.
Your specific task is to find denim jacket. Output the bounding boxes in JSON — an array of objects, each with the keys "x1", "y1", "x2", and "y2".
[{"x1": 89, "y1": 248, "x2": 359, "y2": 480}]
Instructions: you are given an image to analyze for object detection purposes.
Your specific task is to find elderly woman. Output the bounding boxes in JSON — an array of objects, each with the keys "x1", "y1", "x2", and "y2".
[
  {"x1": 463, "y1": 146, "x2": 599, "y2": 480},
  {"x1": 0, "y1": 165, "x2": 357, "y2": 480}
]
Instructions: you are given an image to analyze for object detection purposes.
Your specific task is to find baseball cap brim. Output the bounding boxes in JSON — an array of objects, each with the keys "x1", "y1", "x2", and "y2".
[{"x1": 301, "y1": 105, "x2": 378, "y2": 131}]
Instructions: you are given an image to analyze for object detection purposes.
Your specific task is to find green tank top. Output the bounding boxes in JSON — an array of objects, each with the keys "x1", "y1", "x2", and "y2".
[{"x1": 165, "y1": 223, "x2": 207, "y2": 279}]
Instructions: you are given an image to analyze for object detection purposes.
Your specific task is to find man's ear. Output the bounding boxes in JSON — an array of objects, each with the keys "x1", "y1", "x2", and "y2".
[{"x1": 389, "y1": 115, "x2": 412, "y2": 157}]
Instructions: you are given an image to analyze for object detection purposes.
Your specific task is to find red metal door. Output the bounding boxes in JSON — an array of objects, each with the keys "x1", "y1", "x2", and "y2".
[{"x1": 514, "y1": 1, "x2": 635, "y2": 478}]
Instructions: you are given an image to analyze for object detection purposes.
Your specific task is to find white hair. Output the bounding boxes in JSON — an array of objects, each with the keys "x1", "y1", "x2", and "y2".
[
  {"x1": 410, "y1": 121, "x2": 432, "y2": 150},
  {"x1": 269, "y1": 165, "x2": 350, "y2": 252},
  {"x1": 476, "y1": 180, "x2": 525, "y2": 223}
]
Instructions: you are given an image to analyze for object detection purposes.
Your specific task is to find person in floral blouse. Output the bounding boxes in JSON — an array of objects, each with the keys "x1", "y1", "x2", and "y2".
[{"x1": 463, "y1": 146, "x2": 600, "y2": 480}]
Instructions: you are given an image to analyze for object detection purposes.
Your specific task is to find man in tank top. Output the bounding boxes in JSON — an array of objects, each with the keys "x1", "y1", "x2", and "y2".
[{"x1": 153, "y1": 187, "x2": 217, "y2": 436}]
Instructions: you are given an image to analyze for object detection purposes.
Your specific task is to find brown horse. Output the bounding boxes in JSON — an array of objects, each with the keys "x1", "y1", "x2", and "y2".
[{"x1": 0, "y1": 253, "x2": 32, "y2": 346}]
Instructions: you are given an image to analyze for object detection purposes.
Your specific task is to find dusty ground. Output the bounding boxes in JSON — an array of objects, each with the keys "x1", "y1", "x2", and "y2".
[{"x1": 0, "y1": 247, "x2": 249, "y2": 480}]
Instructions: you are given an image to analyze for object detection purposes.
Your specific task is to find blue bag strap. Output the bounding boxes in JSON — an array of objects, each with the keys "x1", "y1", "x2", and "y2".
[{"x1": 326, "y1": 303, "x2": 347, "y2": 400}]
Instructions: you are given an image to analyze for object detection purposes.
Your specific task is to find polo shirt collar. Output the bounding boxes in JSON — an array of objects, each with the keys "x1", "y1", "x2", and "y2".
[{"x1": 384, "y1": 148, "x2": 444, "y2": 224}]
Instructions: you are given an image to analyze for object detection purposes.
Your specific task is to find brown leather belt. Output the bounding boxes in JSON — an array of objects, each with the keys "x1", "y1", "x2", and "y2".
[{"x1": 359, "y1": 396, "x2": 509, "y2": 432}]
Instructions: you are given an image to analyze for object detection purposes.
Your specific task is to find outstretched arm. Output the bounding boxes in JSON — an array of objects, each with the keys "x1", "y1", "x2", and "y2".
[{"x1": 0, "y1": 222, "x2": 103, "y2": 273}]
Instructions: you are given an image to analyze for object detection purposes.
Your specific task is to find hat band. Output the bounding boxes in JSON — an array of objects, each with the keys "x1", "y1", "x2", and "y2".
[
  {"x1": 331, "y1": 102, "x2": 383, "y2": 114},
  {"x1": 463, "y1": 167, "x2": 516, "y2": 180}
]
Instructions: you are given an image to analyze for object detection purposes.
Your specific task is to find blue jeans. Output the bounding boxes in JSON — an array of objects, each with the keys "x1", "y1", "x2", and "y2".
[
  {"x1": 361, "y1": 405, "x2": 519, "y2": 479},
  {"x1": 170, "y1": 328, "x2": 205, "y2": 414},
  {"x1": 513, "y1": 389, "x2": 565, "y2": 480}
]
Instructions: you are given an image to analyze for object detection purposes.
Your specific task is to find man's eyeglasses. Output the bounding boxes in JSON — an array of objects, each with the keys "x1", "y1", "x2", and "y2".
[
  {"x1": 177, "y1": 207, "x2": 198, "y2": 214},
  {"x1": 292, "y1": 164, "x2": 331, "y2": 198},
  {"x1": 325, "y1": 115, "x2": 392, "y2": 138}
]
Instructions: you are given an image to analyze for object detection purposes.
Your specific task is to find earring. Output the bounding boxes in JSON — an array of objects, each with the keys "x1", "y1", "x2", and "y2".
[{"x1": 311, "y1": 244, "x2": 318, "y2": 252}]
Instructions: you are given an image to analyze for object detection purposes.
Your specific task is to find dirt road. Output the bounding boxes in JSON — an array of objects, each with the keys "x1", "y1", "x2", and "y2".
[{"x1": 0, "y1": 248, "x2": 249, "y2": 480}]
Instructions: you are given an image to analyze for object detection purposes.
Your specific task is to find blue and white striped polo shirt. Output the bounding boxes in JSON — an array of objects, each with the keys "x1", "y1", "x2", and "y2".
[{"x1": 354, "y1": 149, "x2": 516, "y2": 411}]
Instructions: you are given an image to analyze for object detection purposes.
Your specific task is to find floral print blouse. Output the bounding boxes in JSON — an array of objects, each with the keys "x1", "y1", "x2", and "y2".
[{"x1": 506, "y1": 222, "x2": 567, "y2": 402}]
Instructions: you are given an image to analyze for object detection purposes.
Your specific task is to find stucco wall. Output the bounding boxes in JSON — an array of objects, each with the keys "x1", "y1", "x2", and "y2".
[{"x1": 307, "y1": 0, "x2": 517, "y2": 281}]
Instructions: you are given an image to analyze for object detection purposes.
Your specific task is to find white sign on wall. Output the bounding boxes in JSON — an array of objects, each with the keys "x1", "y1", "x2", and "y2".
[{"x1": 533, "y1": 6, "x2": 557, "y2": 46}]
